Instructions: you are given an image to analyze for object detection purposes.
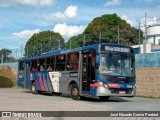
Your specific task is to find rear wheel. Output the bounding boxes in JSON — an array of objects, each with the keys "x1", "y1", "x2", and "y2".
[
  {"x1": 70, "y1": 84, "x2": 80, "y2": 100},
  {"x1": 31, "y1": 82, "x2": 38, "y2": 94},
  {"x1": 99, "y1": 96, "x2": 110, "y2": 100}
]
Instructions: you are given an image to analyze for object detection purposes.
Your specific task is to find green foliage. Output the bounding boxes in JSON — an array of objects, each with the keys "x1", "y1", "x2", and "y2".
[
  {"x1": 25, "y1": 30, "x2": 65, "y2": 57},
  {"x1": 0, "y1": 48, "x2": 15, "y2": 63},
  {"x1": 65, "y1": 34, "x2": 84, "y2": 49},
  {"x1": 66, "y1": 13, "x2": 143, "y2": 48}
]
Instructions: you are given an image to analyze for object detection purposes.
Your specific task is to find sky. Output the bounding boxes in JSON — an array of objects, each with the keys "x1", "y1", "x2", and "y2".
[{"x1": 0, "y1": 0, "x2": 160, "y2": 49}]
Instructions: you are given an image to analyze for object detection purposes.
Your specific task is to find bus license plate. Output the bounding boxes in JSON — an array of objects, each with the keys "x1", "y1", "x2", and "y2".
[{"x1": 119, "y1": 91, "x2": 126, "y2": 94}]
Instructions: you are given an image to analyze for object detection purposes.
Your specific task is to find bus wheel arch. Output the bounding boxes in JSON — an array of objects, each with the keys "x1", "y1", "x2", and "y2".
[
  {"x1": 31, "y1": 80, "x2": 38, "y2": 94},
  {"x1": 68, "y1": 81, "x2": 77, "y2": 92}
]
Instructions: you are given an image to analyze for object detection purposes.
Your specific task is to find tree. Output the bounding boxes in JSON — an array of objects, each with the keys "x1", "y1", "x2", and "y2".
[
  {"x1": 25, "y1": 31, "x2": 65, "y2": 57},
  {"x1": 65, "y1": 13, "x2": 143, "y2": 48},
  {"x1": 0, "y1": 48, "x2": 15, "y2": 63}
]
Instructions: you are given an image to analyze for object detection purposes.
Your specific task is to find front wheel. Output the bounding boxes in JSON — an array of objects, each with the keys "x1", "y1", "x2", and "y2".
[
  {"x1": 99, "y1": 96, "x2": 110, "y2": 100},
  {"x1": 31, "y1": 82, "x2": 38, "y2": 94},
  {"x1": 70, "y1": 84, "x2": 80, "y2": 100}
]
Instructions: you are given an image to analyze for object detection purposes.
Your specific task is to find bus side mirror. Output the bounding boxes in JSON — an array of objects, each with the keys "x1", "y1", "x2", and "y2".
[
  {"x1": 96, "y1": 55, "x2": 100, "y2": 68},
  {"x1": 96, "y1": 63, "x2": 99, "y2": 68}
]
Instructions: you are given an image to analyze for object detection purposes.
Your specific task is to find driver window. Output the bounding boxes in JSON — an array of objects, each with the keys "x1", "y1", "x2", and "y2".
[{"x1": 19, "y1": 62, "x2": 24, "y2": 71}]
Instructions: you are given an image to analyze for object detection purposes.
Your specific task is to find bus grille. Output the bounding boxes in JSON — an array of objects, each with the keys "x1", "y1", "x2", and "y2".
[{"x1": 109, "y1": 88, "x2": 133, "y2": 94}]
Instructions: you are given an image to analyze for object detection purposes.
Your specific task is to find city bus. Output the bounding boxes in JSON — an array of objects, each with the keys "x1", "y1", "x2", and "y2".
[{"x1": 18, "y1": 43, "x2": 136, "y2": 100}]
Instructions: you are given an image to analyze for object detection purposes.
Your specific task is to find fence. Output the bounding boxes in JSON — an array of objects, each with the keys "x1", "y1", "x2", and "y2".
[
  {"x1": 0, "y1": 42, "x2": 63, "y2": 63},
  {"x1": 0, "y1": 62, "x2": 18, "y2": 69},
  {"x1": 135, "y1": 53, "x2": 160, "y2": 67}
]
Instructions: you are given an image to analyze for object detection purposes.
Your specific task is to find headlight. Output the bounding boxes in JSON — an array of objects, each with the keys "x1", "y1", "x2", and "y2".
[
  {"x1": 99, "y1": 81, "x2": 103, "y2": 85},
  {"x1": 133, "y1": 84, "x2": 136, "y2": 89},
  {"x1": 104, "y1": 84, "x2": 109, "y2": 89},
  {"x1": 99, "y1": 81, "x2": 109, "y2": 89}
]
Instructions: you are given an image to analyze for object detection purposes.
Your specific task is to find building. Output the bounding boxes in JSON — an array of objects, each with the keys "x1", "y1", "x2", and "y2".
[{"x1": 132, "y1": 16, "x2": 160, "y2": 54}]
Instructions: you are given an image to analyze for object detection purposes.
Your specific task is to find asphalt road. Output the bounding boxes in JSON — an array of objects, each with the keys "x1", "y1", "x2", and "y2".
[{"x1": 0, "y1": 88, "x2": 159, "y2": 120}]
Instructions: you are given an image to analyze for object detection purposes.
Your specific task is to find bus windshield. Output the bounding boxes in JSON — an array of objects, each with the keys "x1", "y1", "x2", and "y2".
[{"x1": 99, "y1": 53, "x2": 135, "y2": 76}]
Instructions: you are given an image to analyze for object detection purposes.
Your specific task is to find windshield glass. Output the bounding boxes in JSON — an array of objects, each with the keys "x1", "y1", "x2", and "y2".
[{"x1": 99, "y1": 54, "x2": 135, "y2": 76}]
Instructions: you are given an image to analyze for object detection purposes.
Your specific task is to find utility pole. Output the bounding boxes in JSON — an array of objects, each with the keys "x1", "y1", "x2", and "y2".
[
  {"x1": 26, "y1": 46, "x2": 28, "y2": 58},
  {"x1": 49, "y1": 43, "x2": 51, "y2": 51},
  {"x1": 83, "y1": 34, "x2": 85, "y2": 46},
  {"x1": 139, "y1": 23, "x2": 141, "y2": 53},
  {"x1": 70, "y1": 38, "x2": 71, "y2": 49},
  {"x1": 33, "y1": 45, "x2": 35, "y2": 57},
  {"x1": 118, "y1": 27, "x2": 120, "y2": 44},
  {"x1": 21, "y1": 44, "x2": 23, "y2": 59},
  {"x1": 143, "y1": 12, "x2": 147, "y2": 53},
  {"x1": 41, "y1": 43, "x2": 42, "y2": 54},
  {"x1": 6, "y1": 51, "x2": 7, "y2": 63},
  {"x1": 58, "y1": 40, "x2": 60, "y2": 49},
  {"x1": 99, "y1": 31, "x2": 101, "y2": 44},
  {"x1": 1, "y1": 53, "x2": 3, "y2": 63},
  {"x1": 15, "y1": 49, "x2": 17, "y2": 61}
]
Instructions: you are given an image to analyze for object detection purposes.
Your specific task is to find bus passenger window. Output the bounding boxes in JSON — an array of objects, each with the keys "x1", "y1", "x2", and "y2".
[
  {"x1": 56, "y1": 55, "x2": 66, "y2": 71},
  {"x1": 32, "y1": 66, "x2": 37, "y2": 72},
  {"x1": 55, "y1": 65, "x2": 59, "y2": 71},
  {"x1": 67, "y1": 53, "x2": 79, "y2": 70},
  {"x1": 73, "y1": 63, "x2": 78, "y2": 70},
  {"x1": 19, "y1": 62, "x2": 24, "y2": 71},
  {"x1": 40, "y1": 65, "x2": 44, "y2": 71},
  {"x1": 31, "y1": 60, "x2": 37, "y2": 72},
  {"x1": 47, "y1": 66, "x2": 52, "y2": 72},
  {"x1": 46, "y1": 57, "x2": 54, "y2": 72},
  {"x1": 38, "y1": 59, "x2": 45, "y2": 72}
]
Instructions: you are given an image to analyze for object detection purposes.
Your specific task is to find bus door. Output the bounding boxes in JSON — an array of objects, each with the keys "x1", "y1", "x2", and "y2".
[
  {"x1": 81, "y1": 51, "x2": 95, "y2": 95},
  {"x1": 24, "y1": 62, "x2": 31, "y2": 88},
  {"x1": 18, "y1": 62, "x2": 25, "y2": 88}
]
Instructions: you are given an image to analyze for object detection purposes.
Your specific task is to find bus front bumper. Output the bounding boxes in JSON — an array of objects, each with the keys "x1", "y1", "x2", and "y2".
[{"x1": 96, "y1": 86, "x2": 136, "y2": 97}]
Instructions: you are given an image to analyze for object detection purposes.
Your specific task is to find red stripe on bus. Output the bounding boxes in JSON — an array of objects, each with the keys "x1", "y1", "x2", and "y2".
[
  {"x1": 90, "y1": 83, "x2": 102, "y2": 87},
  {"x1": 39, "y1": 75, "x2": 45, "y2": 91},
  {"x1": 108, "y1": 84, "x2": 119, "y2": 88}
]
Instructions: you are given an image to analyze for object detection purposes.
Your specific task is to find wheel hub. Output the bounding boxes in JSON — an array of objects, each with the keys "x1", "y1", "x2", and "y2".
[
  {"x1": 32, "y1": 85, "x2": 35, "y2": 92},
  {"x1": 72, "y1": 88, "x2": 78, "y2": 96}
]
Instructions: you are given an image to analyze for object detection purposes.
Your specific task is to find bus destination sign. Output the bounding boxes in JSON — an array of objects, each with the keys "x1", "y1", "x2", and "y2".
[{"x1": 104, "y1": 46, "x2": 130, "y2": 53}]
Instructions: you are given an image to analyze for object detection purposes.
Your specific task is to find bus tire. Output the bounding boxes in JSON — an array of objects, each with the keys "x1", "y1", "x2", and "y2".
[
  {"x1": 70, "y1": 84, "x2": 80, "y2": 100},
  {"x1": 99, "y1": 96, "x2": 110, "y2": 100},
  {"x1": 31, "y1": 82, "x2": 38, "y2": 94}
]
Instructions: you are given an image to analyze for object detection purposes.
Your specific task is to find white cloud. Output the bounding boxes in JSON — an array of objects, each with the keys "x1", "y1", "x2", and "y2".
[
  {"x1": 13, "y1": 29, "x2": 40, "y2": 39},
  {"x1": 105, "y1": 0, "x2": 121, "y2": 7},
  {"x1": 0, "y1": 0, "x2": 55, "y2": 8},
  {"x1": 53, "y1": 23, "x2": 86, "y2": 40},
  {"x1": 120, "y1": 15, "x2": 136, "y2": 26},
  {"x1": 45, "y1": 5, "x2": 78, "y2": 21},
  {"x1": 135, "y1": 0, "x2": 152, "y2": 3}
]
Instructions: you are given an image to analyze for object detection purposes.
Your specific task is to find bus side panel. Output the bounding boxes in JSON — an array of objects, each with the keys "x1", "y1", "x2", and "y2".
[
  {"x1": 59, "y1": 71, "x2": 69, "y2": 93},
  {"x1": 17, "y1": 70, "x2": 25, "y2": 88},
  {"x1": 46, "y1": 72, "x2": 54, "y2": 92},
  {"x1": 42, "y1": 73, "x2": 49, "y2": 91},
  {"x1": 34, "y1": 72, "x2": 54, "y2": 92},
  {"x1": 89, "y1": 86, "x2": 97, "y2": 96},
  {"x1": 30, "y1": 72, "x2": 41, "y2": 91},
  {"x1": 42, "y1": 72, "x2": 54, "y2": 92},
  {"x1": 25, "y1": 73, "x2": 31, "y2": 89},
  {"x1": 59, "y1": 71, "x2": 79, "y2": 94},
  {"x1": 36, "y1": 73, "x2": 45, "y2": 91},
  {"x1": 88, "y1": 72, "x2": 99, "y2": 96}
]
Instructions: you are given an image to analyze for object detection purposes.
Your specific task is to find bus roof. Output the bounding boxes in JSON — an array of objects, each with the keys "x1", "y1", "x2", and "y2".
[{"x1": 19, "y1": 43, "x2": 133, "y2": 62}]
